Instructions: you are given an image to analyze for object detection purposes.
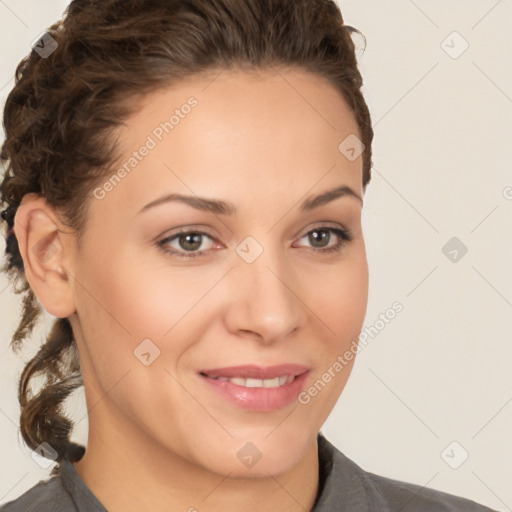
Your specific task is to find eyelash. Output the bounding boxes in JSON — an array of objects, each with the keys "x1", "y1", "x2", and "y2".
[{"x1": 155, "y1": 225, "x2": 353, "y2": 259}]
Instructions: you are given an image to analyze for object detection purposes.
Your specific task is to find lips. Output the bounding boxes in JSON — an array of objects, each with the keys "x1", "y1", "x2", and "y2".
[
  {"x1": 199, "y1": 364, "x2": 309, "y2": 380},
  {"x1": 198, "y1": 364, "x2": 310, "y2": 411}
]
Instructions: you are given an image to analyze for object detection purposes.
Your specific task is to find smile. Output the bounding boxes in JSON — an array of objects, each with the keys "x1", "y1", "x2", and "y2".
[
  {"x1": 198, "y1": 364, "x2": 310, "y2": 411},
  {"x1": 202, "y1": 374, "x2": 296, "y2": 388}
]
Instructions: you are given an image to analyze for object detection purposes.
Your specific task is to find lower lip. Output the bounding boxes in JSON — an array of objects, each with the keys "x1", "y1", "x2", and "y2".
[{"x1": 200, "y1": 372, "x2": 310, "y2": 412}]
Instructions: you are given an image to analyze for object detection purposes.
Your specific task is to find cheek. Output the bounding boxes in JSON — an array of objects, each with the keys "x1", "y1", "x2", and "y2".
[
  {"x1": 80, "y1": 239, "x2": 208, "y2": 333},
  {"x1": 75, "y1": 251, "x2": 221, "y2": 379},
  {"x1": 298, "y1": 257, "x2": 368, "y2": 423},
  {"x1": 311, "y1": 252, "x2": 369, "y2": 346},
  {"x1": 117, "y1": 265, "x2": 222, "y2": 340}
]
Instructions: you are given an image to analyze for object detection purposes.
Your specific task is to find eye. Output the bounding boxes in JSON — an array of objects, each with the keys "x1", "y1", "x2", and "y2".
[
  {"x1": 156, "y1": 230, "x2": 217, "y2": 259},
  {"x1": 294, "y1": 226, "x2": 353, "y2": 254},
  {"x1": 155, "y1": 225, "x2": 353, "y2": 259}
]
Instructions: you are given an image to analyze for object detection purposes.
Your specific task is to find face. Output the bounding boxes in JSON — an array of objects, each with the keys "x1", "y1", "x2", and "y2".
[{"x1": 67, "y1": 68, "x2": 369, "y2": 477}]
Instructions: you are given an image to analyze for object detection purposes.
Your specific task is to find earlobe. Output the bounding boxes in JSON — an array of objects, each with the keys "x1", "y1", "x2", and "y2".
[{"x1": 14, "y1": 195, "x2": 77, "y2": 318}]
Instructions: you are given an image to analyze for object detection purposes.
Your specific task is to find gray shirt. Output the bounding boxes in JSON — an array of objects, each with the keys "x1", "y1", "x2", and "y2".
[{"x1": 0, "y1": 435, "x2": 499, "y2": 511}]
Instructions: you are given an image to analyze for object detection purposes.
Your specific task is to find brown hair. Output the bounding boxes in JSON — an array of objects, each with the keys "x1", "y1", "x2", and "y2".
[{"x1": 0, "y1": 0, "x2": 373, "y2": 470}]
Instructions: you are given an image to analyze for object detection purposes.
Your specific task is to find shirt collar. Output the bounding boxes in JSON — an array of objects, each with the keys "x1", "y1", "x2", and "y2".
[
  {"x1": 312, "y1": 433, "x2": 392, "y2": 512},
  {"x1": 60, "y1": 459, "x2": 107, "y2": 512}
]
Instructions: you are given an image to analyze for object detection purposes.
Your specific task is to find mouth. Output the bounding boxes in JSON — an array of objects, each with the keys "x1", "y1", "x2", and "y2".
[
  {"x1": 198, "y1": 364, "x2": 310, "y2": 411},
  {"x1": 200, "y1": 373, "x2": 296, "y2": 388}
]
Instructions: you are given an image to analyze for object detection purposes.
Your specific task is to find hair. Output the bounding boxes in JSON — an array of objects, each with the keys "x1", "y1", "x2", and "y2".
[{"x1": 0, "y1": 0, "x2": 373, "y2": 471}]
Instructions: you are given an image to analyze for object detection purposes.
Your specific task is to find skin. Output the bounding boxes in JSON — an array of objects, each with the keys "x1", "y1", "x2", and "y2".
[{"x1": 14, "y1": 67, "x2": 369, "y2": 512}]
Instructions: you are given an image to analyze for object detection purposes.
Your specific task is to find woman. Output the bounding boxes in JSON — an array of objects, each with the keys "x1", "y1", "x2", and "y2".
[{"x1": 0, "y1": 0, "x2": 499, "y2": 510}]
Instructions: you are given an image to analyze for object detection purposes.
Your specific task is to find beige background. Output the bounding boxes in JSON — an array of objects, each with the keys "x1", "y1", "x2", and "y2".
[{"x1": 0, "y1": 1, "x2": 510, "y2": 510}]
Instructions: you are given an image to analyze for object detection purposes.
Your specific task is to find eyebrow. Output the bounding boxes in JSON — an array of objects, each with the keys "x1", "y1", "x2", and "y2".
[{"x1": 137, "y1": 184, "x2": 362, "y2": 216}]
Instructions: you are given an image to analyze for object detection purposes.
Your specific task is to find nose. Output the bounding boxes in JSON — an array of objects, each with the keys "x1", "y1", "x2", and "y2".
[{"x1": 223, "y1": 244, "x2": 306, "y2": 345}]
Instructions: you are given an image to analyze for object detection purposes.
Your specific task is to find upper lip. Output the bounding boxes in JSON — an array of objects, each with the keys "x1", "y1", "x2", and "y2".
[{"x1": 199, "y1": 364, "x2": 310, "y2": 380}]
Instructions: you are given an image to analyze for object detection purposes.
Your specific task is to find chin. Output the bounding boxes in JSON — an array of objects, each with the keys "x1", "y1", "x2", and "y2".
[{"x1": 186, "y1": 426, "x2": 316, "y2": 478}]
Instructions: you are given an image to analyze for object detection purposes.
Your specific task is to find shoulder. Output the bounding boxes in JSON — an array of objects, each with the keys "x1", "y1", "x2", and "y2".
[
  {"x1": 364, "y1": 469, "x2": 498, "y2": 511},
  {"x1": 317, "y1": 434, "x2": 498, "y2": 512},
  {"x1": 0, "y1": 472, "x2": 76, "y2": 512}
]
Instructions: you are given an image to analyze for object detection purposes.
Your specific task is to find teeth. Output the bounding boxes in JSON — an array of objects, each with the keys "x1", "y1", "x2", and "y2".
[
  {"x1": 279, "y1": 375, "x2": 289, "y2": 386},
  {"x1": 263, "y1": 377, "x2": 280, "y2": 388},
  {"x1": 208, "y1": 375, "x2": 295, "y2": 388}
]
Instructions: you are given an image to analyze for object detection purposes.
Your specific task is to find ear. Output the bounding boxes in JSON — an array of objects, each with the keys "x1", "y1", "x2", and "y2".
[{"x1": 13, "y1": 193, "x2": 77, "y2": 318}]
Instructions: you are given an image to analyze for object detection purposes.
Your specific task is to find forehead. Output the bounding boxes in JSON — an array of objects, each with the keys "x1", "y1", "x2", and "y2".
[
  {"x1": 94, "y1": 68, "x2": 363, "y2": 221},
  {"x1": 121, "y1": 68, "x2": 359, "y2": 142}
]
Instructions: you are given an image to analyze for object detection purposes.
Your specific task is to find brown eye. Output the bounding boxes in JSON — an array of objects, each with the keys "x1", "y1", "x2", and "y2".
[
  {"x1": 156, "y1": 230, "x2": 216, "y2": 258},
  {"x1": 295, "y1": 226, "x2": 352, "y2": 254},
  {"x1": 308, "y1": 228, "x2": 332, "y2": 248},
  {"x1": 177, "y1": 232, "x2": 204, "y2": 251}
]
